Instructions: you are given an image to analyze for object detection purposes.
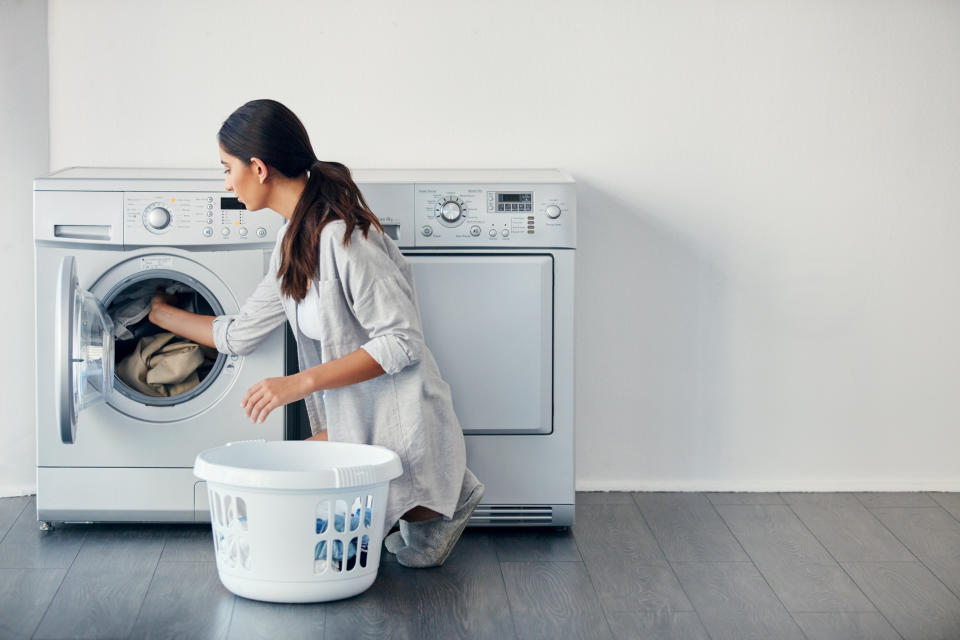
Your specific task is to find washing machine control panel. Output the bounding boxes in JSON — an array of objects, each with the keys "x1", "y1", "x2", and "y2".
[
  {"x1": 123, "y1": 193, "x2": 284, "y2": 246},
  {"x1": 411, "y1": 183, "x2": 576, "y2": 247}
]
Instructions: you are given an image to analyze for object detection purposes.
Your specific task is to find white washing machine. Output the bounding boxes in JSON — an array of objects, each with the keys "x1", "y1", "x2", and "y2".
[
  {"x1": 35, "y1": 168, "x2": 576, "y2": 528},
  {"x1": 34, "y1": 168, "x2": 287, "y2": 524}
]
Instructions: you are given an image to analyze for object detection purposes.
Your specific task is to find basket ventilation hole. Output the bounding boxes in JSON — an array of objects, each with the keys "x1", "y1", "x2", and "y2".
[
  {"x1": 316, "y1": 501, "x2": 330, "y2": 534},
  {"x1": 334, "y1": 500, "x2": 348, "y2": 533}
]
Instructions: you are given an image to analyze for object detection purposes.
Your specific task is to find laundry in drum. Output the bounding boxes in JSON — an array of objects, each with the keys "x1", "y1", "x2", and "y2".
[
  {"x1": 107, "y1": 279, "x2": 197, "y2": 340},
  {"x1": 107, "y1": 278, "x2": 219, "y2": 397}
]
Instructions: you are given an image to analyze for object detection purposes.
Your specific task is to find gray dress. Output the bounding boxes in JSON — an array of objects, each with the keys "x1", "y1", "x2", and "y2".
[{"x1": 212, "y1": 219, "x2": 470, "y2": 530}]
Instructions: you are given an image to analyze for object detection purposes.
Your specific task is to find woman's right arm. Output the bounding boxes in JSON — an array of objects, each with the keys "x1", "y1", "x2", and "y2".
[
  {"x1": 148, "y1": 298, "x2": 216, "y2": 348},
  {"x1": 149, "y1": 264, "x2": 287, "y2": 356}
]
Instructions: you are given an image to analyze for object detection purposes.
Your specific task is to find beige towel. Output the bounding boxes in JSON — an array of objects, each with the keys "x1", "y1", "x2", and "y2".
[{"x1": 117, "y1": 332, "x2": 215, "y2": 397}]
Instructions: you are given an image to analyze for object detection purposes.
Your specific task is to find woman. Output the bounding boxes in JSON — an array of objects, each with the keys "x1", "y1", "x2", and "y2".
[{"x1": 148, "y1": 99, "x2": 483, "y2": 568}]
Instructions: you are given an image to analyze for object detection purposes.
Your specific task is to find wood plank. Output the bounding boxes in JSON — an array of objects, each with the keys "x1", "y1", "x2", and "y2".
[
  {"x1": 927, "y1": 492, "x2": 960, "y2": 522},
  {"x1": 32, "y1": 569, "x2": 154, "y2": 639},
  {"x1": 707, "y1": 493, "x2": 785, "y2": 505},
  {"x1": 672, "y1": 561, "x2": 806, "y2": 640},
  {"x1": 0, "y1": 510, "x2": 87, "y2": 570},
  {"x1": 791, "y1": 612, "x2": 901, "y2": 640},
  {"x1": 491, "y1": 526, "x2": 582, "y2": 562},
  {"x1": 855, "y1": 493, "x2": 937, "y2": 508},
  {"x1": 326, "y1": 532, "x2": 516, "y2": 640},
  {"x1": 605, "y1": 612, "x2": 710, "y2": 640},
  {"x1": 573, "y1": 504, "x2": 669, "y2": 566},
  {"x1": 0, "y1": 496, "x2": 30, "y2": 542},
  {"x1": 870, "y1": 507, "x2": 960, "y2": 596},
  {"x1": 129, "y1": 561, "x2": 235, "y2": 639},
  {"x1": 501, "y1": 561, "x2": 612, "y2": 640},
  {"x1": 716, "y1": 505, "x2": 875, "y2": 612},
  {"x1": 780, "y1": 493, "x2": 863, "y2": 508},
  {"x1": 633, "y1": 493, "x2": 749, "y2": 562},
  {"x1": 0, "y1": 568, "x2": 66, "y2": 639},
  {"x1": 159, "y1": 524, "x2": 215, "y2": 563},
  {"x1": 227, "y1": 599, "x2": 325, "y2": 639},
  {"x1": 842, "y1": 561, "x2": 960, "y2": 640},
  {"x1": 579, "y1": 550, "x2": 692, "y2": 613},
  {"x1": 32, "y1": 525, "x2": 165, "y2": 639},
  {"x1": 577, "y1": 491, "x2": 635, "y2": 504},
  {"x1": 789, "y1": 502, "x2": 914, "y2": 562}
]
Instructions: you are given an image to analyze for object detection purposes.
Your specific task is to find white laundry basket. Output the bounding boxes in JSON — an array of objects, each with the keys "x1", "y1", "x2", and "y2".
[{"x1": 194, "y1": 440, "x2": 403, "y2": 603}]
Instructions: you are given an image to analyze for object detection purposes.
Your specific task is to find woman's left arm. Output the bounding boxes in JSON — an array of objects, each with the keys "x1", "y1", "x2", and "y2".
[{"x1": 242, "y1": 348, "x2": 385, "y2": 424}]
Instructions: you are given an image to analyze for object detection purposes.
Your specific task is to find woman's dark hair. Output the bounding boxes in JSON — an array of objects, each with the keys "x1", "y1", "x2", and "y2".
[{"x1": 218, "y1": 99, "x2": 383, "y2": 302}]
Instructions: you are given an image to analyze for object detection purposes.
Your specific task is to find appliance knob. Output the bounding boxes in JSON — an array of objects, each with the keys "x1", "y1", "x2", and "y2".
[
  {"x1": 439, "y1": 200, "x2": 462, "y2": 223},
  {"x1": 144, "y1": 205, "x2": 171, "y2": 230},
  {"x1": 545, "y1": 204, "x2": 562, "y2": 219}
]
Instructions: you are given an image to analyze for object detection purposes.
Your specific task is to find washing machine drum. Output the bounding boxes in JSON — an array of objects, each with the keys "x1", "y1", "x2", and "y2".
[{"x1": 102, "y1": 272, "x2": 226, "y2": 406}]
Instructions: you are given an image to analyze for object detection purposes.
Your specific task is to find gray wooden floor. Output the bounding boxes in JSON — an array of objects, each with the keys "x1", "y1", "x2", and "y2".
[{"x1": 2, "y1": 492, "x2": 960, "y2": 639}]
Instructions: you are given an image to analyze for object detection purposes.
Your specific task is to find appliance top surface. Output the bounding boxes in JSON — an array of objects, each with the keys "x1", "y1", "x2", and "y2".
[{"x1": 37, "y1": 167, "x2": 574, "y2": 187}]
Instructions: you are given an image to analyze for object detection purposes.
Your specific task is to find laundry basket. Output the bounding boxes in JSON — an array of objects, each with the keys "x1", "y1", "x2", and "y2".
[{"x1": 194, "y1": 440, "x2": 403, "y2": 603}]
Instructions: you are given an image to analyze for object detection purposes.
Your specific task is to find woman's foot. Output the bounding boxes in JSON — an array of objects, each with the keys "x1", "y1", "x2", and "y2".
[{"x1": 394, "y1": 469, "x2": 484, "y2": 568}]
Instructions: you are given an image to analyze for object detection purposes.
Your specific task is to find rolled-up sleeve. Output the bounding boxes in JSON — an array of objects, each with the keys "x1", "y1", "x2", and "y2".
[
  {"x1": 212, "y1": 269, "x2": 287, "y2": 356},
  {"x1": 335, "y1": 231, "x2": 424, "y2": 375}
]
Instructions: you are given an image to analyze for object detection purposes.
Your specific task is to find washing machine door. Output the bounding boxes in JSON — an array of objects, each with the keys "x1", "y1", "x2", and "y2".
[{"x1": 56, "y1": 256, "x2": 115, "y2": 444}]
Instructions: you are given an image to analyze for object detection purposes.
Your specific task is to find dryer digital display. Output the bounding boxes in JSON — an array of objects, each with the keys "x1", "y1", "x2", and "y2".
[{"x1": 496, "y1": 192, "x2": 533, "y2": 212}]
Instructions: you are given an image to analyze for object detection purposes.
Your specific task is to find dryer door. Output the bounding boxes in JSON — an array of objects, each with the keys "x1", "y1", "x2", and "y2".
[{"x1": 56, "y1": 255, "x2": 115, "y2": 444}]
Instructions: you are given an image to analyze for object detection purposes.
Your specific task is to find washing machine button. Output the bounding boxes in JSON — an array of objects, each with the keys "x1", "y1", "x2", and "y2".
[
  {"x1": 202, "y1": 226, "x2": 213, "y2": 237},
  {"x1": 221, "y1": 227, "x2": 231, "y2": 237},
  {"x1": 422, "y1": 226, "x2": 434, "y2": 237},
  {"x1": 470, "y1": 225, "x2": 481, "y2": 236},
  {"x1": 501, "y1": 229, "x2": 510, "y2": 238},
  {"x1": 238, "y1": 227, "x2": 248, "y2": 237},
  {"x1": 546, "y1": 204, "x2": 562, "y2": 219},
  {"x1": 488, "y1": 229, "x2": 497, "y2": 238},
  {"x1": 256, "y1": 227, "x2": 267, "y2": 238}
]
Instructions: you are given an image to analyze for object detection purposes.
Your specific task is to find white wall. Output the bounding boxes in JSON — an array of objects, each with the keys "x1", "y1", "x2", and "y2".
[
  {"x1": 0, "y1": 0, "x2": 48, "y2": 496},
  {"x1": 5, "y1": 0, "x2": 958, "y2": 494}
]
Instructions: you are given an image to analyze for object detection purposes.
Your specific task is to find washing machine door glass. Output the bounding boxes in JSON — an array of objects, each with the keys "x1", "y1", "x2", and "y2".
[{"x1": 56, "y1": 256, "x2": 115, "y2": 444}]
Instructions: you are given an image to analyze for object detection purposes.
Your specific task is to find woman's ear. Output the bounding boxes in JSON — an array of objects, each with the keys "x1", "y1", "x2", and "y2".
[{"x1": 250, "y1": 157, "x2": 270, "y2": 184}]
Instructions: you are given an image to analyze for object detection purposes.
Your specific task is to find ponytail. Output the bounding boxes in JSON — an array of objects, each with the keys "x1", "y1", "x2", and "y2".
[
  {"x1": 219, "y1": 100, "x2": 384, "y2": 303},
  {"x1": 277, "y1": 159, "x2": 383, "y2": 302}
]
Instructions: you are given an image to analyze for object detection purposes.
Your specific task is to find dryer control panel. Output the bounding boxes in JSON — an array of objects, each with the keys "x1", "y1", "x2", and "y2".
[
  {"x1": 123, "y1": 193, "x2": 285, "y2": 246},
  {"x1": 358, "y1": 180, "x2": 576, "y2": 249}
]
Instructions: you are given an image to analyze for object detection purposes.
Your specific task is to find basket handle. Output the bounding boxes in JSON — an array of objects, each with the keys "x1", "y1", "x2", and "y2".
[{"x1": 334, "y1": 465, "x2": 377, "y2": 488}]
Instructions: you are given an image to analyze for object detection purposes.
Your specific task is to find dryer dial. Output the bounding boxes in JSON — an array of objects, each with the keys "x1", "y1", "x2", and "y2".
[
  {"x1": 435, "y1": 196, "x2": 466, "y2": 227},
  {"x1": 440, "y1": 201, "x2": 462, "y2": 222}
]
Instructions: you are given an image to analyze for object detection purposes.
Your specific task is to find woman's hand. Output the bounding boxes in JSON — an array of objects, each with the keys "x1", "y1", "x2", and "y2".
[
  {"x1": 242, "y1": 372, "x2": 314, "y2": 424},
  {"x1": 148, "y1": 288, "x2": 177, "y2": 325}
]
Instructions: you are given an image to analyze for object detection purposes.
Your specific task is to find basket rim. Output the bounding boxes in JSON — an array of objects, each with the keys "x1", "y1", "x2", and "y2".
[{"x1": 193, "y1": 440, "x2": 403, "y2": 490}]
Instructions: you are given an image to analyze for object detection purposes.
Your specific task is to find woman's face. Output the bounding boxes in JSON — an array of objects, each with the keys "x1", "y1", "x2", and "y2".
[{"x1": 220, "y1": 147, "x2": 266, "y2": 210}]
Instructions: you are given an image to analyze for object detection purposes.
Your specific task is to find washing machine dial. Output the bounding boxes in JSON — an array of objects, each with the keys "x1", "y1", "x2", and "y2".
[
  {"x1": 435, "y1": 196, "x2": 466, "y2": 227},
  {"x1": 142, "y1": 203, "x2": 172, "y2": 232}
]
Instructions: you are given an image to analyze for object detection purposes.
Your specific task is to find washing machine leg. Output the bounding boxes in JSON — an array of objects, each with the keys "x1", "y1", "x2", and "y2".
[{"x1": 39, "y1": 521, "x2": 55, "y2": 531}]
